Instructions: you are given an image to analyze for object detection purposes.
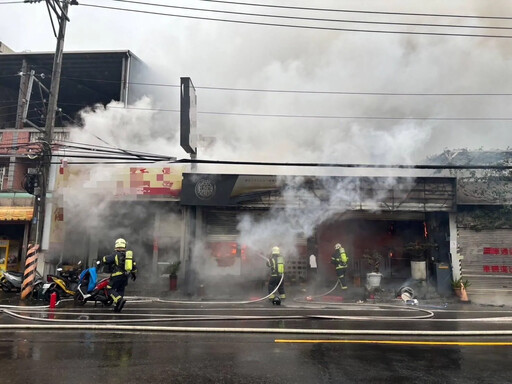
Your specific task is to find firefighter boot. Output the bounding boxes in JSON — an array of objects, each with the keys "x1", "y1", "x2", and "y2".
[{"x1": 114, "y1": 298, "x2": 127, "y2": 313}]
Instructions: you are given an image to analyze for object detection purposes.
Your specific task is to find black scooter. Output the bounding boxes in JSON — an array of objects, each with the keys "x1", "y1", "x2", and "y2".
[{"x1": 42, "y1": 261, "x2": 83, "y2": 302}]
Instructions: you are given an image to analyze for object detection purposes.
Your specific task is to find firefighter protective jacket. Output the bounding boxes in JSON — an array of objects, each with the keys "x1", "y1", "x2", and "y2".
[
  {"x1": 102, "y1": 250, "x2": 137, "y2": 277},
  {"x1": 267, "y1": 254, "x2": 285, "y2": 276},
  {"x1": 331, "y1": 248, "x2": 348, "y2": 270}
]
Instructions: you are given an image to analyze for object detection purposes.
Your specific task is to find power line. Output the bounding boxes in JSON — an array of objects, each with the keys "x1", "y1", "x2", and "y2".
[
  {"x1": 42, "y1": 153, "x2": 170, "y2": 161},
  {"x1": 197, "y1": 0, "x2": 512, "y2": 21},
  {"x1": 106, "y1": 0, "x2": 512, "y2": 31},
  {"x1": 176, "y1": 158, "x2": 512, "y2": 170},
  {"x1": 0, "y1": 138, "x2": 172, "y2": 162},
  {"x1": 53, "y1": 102, "x2": 512, "y2": 121},
  {"x1": 199, "y1": 112, "x2": 512, "y2": 121},
  {"x1": 19, "y1": 143, "x2": 512, "y2": 170},
  {"x1": 5, "y1": 101, "x2": 512, "y2": 122},
  {"x1": 60, "y1": 76, "x2": 180, "y2": 89},
  {"x1": 57, "y1": 76, "x2": 512, "y2": 96},
  {"x1": 56, "y1": 140, "x2": 173, "y2": 159},
  {"x1": 49, "y1": 160, "x2": 159, "y2": 164},
  {"x1": 1, "y1": 137, "x2": 509, "y2": 169},
  {"x1": 78, "y1": 3, "x2": 512, "y2": 39},
  {"x1": 0, "y1": 104, "x2": 20, "y2": 110}
]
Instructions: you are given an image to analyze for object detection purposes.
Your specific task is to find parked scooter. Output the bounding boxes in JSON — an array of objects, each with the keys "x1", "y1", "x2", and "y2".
[
  {"x1": 74, "y1": 261, "x2": 113, "y2": 307},
  {"x1": 0, "y1": 269, "x2": 43, "y2": 293},
  {"x1": 42, "y1": 261, "x2": 83, "y2": 302}
]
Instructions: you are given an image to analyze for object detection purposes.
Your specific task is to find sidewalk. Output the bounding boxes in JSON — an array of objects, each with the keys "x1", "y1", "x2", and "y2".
[
  {"x1": 135, "y1": 277, "x2": 466, "y2": 309},
  {"x1": 0, "y1": 276, "x2": 503, "y2": 310}
]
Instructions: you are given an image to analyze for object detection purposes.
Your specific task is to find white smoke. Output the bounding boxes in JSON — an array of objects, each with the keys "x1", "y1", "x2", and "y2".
[
  {"x1": 236, "y1": 174, "x2": 410, "y2": 259},
  {"x1": 23, "y1": 0, "x2": 512, "y2": 286}
]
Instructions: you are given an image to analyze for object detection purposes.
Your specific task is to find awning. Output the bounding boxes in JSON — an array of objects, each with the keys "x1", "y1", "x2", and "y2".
[{"x1": 0, "y1": 207, "x2": 34, "y2": 221}]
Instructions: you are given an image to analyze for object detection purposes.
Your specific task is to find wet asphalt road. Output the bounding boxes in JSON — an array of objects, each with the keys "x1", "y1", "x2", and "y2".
[
  {"x1": 3, "y1": 330, "x2": 512, "y2": 383},
  {"x1": 3, "y1": 295, "x2": 512, "y2": 383}
]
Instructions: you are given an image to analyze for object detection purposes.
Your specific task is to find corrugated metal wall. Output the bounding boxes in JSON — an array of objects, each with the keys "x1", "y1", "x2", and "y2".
[
  {"x1": 458, "y1": 228, "x2": 512, "y2": 292},
  {"x1": 205, "y1": 210, "x2": 240, "y2": 240}
]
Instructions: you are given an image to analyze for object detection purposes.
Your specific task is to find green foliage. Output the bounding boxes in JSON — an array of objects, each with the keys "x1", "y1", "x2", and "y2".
[
  {"x1": 404, "y1": 242, "x2": 438, "y2": 261},
  {"x1": 165, "y1": 261, "x2": 181, "y2": 277},
  {"x1": 457, "y1": 206, "x2": 512, "y2": 231},
  {"x1": 451, "y1": 277, "x2": 471, "y2": 289}
]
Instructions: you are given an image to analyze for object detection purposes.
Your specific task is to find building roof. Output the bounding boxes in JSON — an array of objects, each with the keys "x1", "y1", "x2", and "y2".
[
  {"x1": 426, "y1": 149, "x2": 512, "y2": 166},
  {"x1": 185, "y1": 162, "x2": 454, "y2": 179},
  {"x1": 0, "y1": 50, "x2": 142, "y2": 129}
]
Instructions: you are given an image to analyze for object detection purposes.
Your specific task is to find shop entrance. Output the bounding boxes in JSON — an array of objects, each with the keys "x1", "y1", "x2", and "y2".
[{"x1": 0, "y1": 224, "x2": 26, "y2": 271}]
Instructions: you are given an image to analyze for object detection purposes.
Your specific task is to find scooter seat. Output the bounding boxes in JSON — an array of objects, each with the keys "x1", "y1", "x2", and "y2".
[{"x1": 5, "y1": 271, "x2": 23, "y2": 278}]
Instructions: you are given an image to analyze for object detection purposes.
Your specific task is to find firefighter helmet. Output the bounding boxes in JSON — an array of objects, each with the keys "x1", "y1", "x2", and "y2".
[
  {"x1": 335, "y1": 243, "x2": 341, "y2": 250},
  {"x1": 272, "y1": 246, "x2": 280, "y2": 254},
  {"x1": 115, "y1": 238, "x2": 127, "y2": 249}
]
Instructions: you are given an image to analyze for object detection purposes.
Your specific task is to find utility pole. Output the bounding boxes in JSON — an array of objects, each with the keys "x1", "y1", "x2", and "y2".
[
  {"x1": 26, "y1": 0, "x2": 75, "y2": 247},
  {"x1": 21, "y1": 0, "x2": 75, "y2": 299}
]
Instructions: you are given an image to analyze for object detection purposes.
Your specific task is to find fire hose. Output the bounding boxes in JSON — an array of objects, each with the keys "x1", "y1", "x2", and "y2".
[{"x1": 156, "y1": 273, "x2": 285, "y2": 305}]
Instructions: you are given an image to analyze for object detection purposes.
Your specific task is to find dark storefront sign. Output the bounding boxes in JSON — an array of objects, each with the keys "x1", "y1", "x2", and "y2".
[{"x1": 181, "y1": 174, "x2": 240, "y2": 206}]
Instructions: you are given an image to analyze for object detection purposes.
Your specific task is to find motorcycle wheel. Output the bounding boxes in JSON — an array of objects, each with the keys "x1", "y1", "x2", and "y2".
[
  {"x1": 99, "y1": 296, "x2": 113, "y2": 307},
  {"x1": 2, "y1": 281, "x2": 14, "y2": 292},
  {"x1": 74, "y1": 292, "x2": 86, "y2": 306},
  {"x1": 32, "y1": 282, "x2": 43, "y2": 300},
  {"x1": 96, "y1": 290, "x2": 113, "y2": 307}
]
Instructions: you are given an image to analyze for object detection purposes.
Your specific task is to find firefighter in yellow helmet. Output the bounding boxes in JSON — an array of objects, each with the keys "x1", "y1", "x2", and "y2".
[
  {"x1": 331, "y1": 243, "x2": 349, "y2": 290},
  {"x1": 267, "y1": 246, "x2": 285, "y2": 303},
  {"x1": 101, "y1": 238, "x2": 137, "y2": 313}
]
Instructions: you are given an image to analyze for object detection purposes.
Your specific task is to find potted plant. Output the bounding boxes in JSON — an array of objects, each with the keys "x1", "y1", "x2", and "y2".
[
  {"x1": 363, "y1": 249, "x2": 383, "y2": 273},
  {"x1": 451, "y1": 277, "x2": 471, "y2": 297},
  {"x1": 404, "y1": 241, "x2": 437, "y2": 280},
  {"x1": 166, "y1": 261, "x2": 181, "y2": 291},
  {"x1": 363, "y1": 249, "x2": 383, "y2": 290}
]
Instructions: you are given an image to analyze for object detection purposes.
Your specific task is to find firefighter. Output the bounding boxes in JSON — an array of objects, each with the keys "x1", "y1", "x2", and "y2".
[
  {"x1": 267, "y1": 246, "x2": 285, "y2": 303},
  {"x1": 101, "y1": 238, "x2": 137, "y2": 313},
  {"x1": 331, "y1": 243, "x2": 349, "y2": 290}
]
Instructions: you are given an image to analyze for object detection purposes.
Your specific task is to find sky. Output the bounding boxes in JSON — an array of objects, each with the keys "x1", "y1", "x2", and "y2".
[{"x1": 2, "y1": 0, "x2": 512, "y2": 166}]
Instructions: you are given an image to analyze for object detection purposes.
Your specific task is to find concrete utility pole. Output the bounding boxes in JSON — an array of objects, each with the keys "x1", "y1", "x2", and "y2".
[{"x1": 27, "y1": 0, "x2": 74, "y2": 247}]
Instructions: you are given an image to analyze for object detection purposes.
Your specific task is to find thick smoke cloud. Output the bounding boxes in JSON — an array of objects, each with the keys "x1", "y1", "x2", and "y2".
[{"x1": 9, "y1": 0, "x2": 509, "y2": 285}]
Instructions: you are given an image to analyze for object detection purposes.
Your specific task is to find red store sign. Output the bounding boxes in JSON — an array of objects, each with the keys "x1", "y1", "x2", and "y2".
[{"x1": 482, "y1": 247, "x2": 512, "y2": 273}]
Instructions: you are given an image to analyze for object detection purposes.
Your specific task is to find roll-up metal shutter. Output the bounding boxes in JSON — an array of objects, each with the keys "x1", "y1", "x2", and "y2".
[
  {"x1": 458, "y1": 228, "x2": 512, "y2": 293},
  {"x1": 205, "y1": 210, "x2": 239, "y2": 241},
  {"x1": 205, "y1": 210, "x2": 270, "y2": 240}
]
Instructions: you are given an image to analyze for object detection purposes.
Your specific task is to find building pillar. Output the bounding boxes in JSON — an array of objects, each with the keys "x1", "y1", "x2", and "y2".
[
  {"x1": 449, "y1": 212, "x2": 461, "y2": 281},
  {"x1": 152, "y1": 209, "x2": 161, "y2": 277}
]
